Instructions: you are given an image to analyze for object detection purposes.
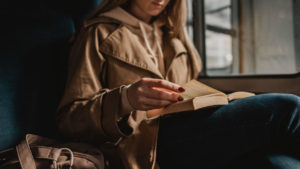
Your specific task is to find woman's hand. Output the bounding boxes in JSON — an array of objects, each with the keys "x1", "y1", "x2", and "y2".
[{"x1": 127, "y1": 78, "x2": 185, "y2": 111}]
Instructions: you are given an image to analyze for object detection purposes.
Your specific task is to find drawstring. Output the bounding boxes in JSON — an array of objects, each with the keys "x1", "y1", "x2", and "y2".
[
  {"x1": 153, "y1": 23, "x2": 165, "y2": 76},
  {"x1": 53, "y1": 148, "x2": 74, "y2": 169},
  {"x1": 153, "y1": 23, "x2": 163, "y2": 58},
  {"x1": 139, "y1": 22, "x2": 165, "y2": 75},
  {"x1": 139, "y1": 22, "x2": 159, "y2": 66}
]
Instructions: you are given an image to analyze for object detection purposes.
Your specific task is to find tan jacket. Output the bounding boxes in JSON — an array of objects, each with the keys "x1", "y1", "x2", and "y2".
[{"x1": 56, "y1": 8, "x2": 202, "y2": 169}]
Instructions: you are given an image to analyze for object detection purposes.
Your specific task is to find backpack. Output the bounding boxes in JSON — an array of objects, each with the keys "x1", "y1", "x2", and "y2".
[{"x1": 0, "y1": 134, "x2": 105, "y2": 169}]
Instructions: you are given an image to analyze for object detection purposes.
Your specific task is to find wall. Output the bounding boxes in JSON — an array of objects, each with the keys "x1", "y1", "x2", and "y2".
[
  {"x1": 252, "y1": 0, "x2": 296, "y2": 74},
  {"x1": 294, "y1": 0, "x2": 300, "y2": 72}
]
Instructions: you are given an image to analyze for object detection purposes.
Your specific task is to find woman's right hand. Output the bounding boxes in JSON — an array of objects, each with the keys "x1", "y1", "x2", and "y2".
[{"x1": 127, "y1": 78, "x2": 185, "y2": 111}]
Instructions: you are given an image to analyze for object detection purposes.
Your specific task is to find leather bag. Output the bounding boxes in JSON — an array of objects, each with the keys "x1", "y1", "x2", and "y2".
[{"x1": 0, "y1": 134, "x2": 105, "y2": 169}]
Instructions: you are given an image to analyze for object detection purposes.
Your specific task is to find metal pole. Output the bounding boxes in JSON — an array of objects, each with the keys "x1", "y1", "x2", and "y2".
[
  {"x1": 193, "y1": 0, "x2": 207, "y2": 76},
  {"x1": 238, "y1": 0, "x2": 245, "y2": 74}
]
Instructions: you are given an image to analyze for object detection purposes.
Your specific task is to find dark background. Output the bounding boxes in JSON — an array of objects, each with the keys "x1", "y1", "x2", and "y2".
[{"x1": 0, "y1": 0, "x2": 102, "y2": 150}]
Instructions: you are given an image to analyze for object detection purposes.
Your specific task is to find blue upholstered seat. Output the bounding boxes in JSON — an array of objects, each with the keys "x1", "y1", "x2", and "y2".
[{"x1": 0, "y1": 0, "x2": 102, "y2": 151}]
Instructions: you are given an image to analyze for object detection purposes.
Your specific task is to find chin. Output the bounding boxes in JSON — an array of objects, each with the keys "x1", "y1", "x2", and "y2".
[{"x1": 149, "y1": 10, "x2": 164, "y2": 17}]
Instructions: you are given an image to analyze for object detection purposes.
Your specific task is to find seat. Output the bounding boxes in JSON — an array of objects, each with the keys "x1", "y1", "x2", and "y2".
[{"x1": 0, "y1": 0, "x2": 102, "y2": 151}]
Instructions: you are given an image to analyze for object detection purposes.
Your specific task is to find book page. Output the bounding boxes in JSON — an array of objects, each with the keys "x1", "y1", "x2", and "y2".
[
  {"x1": 227, "y1": 92, "x2": 255, "y2": 101},
  {"x1": 146, "y1": 80, "x2": 227, "y2": 118},
  {"x1": 147, "y1": 93, "x2": 228, "y2": 117},
  {"x1": 160, "y1": 99, "x2": 194, "y2": 115},
  {"x1": 193, "y1": 93, "x2": 228, "y2": 110},
  {"x1": 180, "y1": 80, "x2": 223, "y2": 100}
]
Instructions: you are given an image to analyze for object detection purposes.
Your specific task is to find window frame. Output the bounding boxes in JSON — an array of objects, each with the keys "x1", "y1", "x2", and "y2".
[
  {"x1": 194, "y1": 0, "x2": 300, "y2": 77},
  {"x1": 192, "y1": 0, "x2": 300, "y2": 96}
]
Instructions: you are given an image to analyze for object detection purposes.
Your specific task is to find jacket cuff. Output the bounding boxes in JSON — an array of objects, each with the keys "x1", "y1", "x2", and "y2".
[
  {"x1": 102, "y1": 86, "x2": 133, "y2": 140},
  {"x1": 121, "y1": 84, "x2": 135, "y2": 116}
]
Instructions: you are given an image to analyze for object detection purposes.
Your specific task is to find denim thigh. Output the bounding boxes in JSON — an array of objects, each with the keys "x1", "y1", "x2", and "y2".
[{"x1": 157, "y1": 93, "x2": 300, "y2": 169}]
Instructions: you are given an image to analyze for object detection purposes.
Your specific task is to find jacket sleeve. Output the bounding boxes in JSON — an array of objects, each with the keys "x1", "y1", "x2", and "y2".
[
  {"x1": 121, "y1": 85, "x2": 135, "y2": 114},
  {"x1": 56, "y1": 26, "x2": 133, "y2": 144}
]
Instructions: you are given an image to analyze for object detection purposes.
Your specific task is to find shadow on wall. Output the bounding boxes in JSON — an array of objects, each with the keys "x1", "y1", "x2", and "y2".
[{"x1": 0, "y1": 0, "x2": 102, "y2": 150}]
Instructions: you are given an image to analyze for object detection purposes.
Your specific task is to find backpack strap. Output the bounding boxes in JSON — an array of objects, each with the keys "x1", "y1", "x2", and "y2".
[{"x1": 16, "y1": 136, "x2": 37, "y2": 169}]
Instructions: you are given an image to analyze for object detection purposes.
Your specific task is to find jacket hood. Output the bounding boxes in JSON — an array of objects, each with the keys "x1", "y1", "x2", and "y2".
[
  {"x1": 100, "y1": 7, "x2": 164, "y2": 32},
  {"x1": 101, "y1": 7, "x2": 166, "y2": 76}
]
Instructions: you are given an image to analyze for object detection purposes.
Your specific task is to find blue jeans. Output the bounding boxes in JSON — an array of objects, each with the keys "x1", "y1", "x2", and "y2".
[{"x1": 157, "y1": 93, "x2": 300, "y2": 169}]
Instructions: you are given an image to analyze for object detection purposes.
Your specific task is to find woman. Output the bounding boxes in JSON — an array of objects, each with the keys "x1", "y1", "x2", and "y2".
[{"x1": 56, "y1": 0, "x2": 300, "y2": 169}]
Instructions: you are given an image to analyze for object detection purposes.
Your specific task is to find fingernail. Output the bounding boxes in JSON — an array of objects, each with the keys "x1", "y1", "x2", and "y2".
[
  {"x1": 179, "y1": 87, "x2": 185, "y2": 92},
  {"x1": 178, "y1": 97, "x2": 184, "y2": 101}
]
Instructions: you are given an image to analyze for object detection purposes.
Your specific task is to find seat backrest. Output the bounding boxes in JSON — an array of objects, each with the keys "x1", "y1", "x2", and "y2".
[{"x1": 0, "y1": 0, "x2": 102, "y2": 151}]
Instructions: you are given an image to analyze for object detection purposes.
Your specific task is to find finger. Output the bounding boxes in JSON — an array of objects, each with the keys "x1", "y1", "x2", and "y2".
[
  {"x1": 139, "y1": 96, "x2": 173, "y2": 109},
  {"x1": 142, "y1": 86, "x2": 182, "y2": 102},
  {"x1": 141, "y1": 78, "x2": 185, "y2": 93}
]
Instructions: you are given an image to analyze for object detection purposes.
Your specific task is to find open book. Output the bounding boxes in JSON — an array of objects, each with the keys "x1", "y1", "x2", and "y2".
[{"x1": 146, "y1": 80, "x2": 255, "y2": 118}]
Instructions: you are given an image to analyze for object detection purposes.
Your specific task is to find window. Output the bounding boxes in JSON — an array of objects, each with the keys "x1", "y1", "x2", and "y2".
[{"x1": 190, "y1": 0, "x2": 300, "y2": 76}]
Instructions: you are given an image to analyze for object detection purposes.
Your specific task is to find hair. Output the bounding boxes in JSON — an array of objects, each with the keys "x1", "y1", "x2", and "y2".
[
  {"x1": 87, "y1": 0, "x2": 202, "y2": 76},
  {"x1": 88, "y1": 0, "x2": 186, "y2": 40}
]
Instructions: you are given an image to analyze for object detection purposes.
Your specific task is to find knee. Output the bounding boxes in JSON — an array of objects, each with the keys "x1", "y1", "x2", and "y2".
[
  {"x1": 260, "y1": 93, "x2": 300, "y2": 111},
  {"x1": 281, "y1": 94, "x2": 300, "y2": 122},
  {"x1": 250, "y1": 94, "x2": 300, "y2": 124},
  {"x1": 267, "y1": 94, "x2": 300, "y2": 128},
  {"x1": 257, "y1": 94, "x2": 300, "y2": 138},
  {"x1": 277, "y1": 94, "x2": 300, "y2": 111}
]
